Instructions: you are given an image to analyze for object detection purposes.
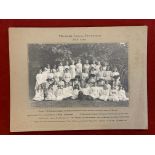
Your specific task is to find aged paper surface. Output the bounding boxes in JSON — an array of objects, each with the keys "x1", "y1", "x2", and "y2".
[{"x1": 9, "y1": 26, "x2": 148, "y2": 132}]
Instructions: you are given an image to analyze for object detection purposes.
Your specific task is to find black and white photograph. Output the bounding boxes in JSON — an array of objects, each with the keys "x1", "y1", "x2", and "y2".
[{"x1": 29, "y1": 43, "x2": 129, "y2": 107}]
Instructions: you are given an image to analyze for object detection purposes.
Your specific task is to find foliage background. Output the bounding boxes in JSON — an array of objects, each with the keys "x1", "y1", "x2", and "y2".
[{"x1": 28, "y1": 43, "x2": 128, "y2": 98}]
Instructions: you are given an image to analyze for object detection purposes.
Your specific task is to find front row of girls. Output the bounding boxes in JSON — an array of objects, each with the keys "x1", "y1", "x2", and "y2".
[{"x1": 33, "y1": 61, "x2": 129, "y2": 102}]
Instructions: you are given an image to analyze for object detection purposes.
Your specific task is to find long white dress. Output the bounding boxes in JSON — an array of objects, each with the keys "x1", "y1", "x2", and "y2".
[
  {"x1": 76, "y1": 63, "x2": 82, "y2": 75},
  {"x1": 83, "y1": 64, "x2": 90, "y2": 73},
  {"x1": 33, "y1": 73, "x2": 44, "y2": 101},
  {"x1": 34, "y1": 73, "x2": 43, "y2": 90},
  {"x1": 33, "y1": 89, "x2": 44, "y2": 101},
  {"x1": 70, "y1": 65, "x2": 76, "y2": 79}
]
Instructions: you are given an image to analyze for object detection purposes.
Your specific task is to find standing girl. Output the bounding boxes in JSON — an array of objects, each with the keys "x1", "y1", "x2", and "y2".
[
  {"x1": 33, "y1": 69, "x2": 44, "y2": 101},
  {"x1": 83, "y1": 60, "x2": 90, "y2": 74},
  {"x1": 64, "y1": 61, "x2": 70, "y2": 70},
  {"x1": 95, "y1": 61, "x2": 101, "y2": 73},
  {"x1": 58, "y1": 62, "x2": 64, "y2": 78},
  {"x1": 70, "y1": 60, "x2": 76, "y2": 79},
  {"x1": 33, "y1": 84, "x2": 44, "y2": 101},
  {"x1": 75, "y1": 59, "x2": 82, "y2": 76}
]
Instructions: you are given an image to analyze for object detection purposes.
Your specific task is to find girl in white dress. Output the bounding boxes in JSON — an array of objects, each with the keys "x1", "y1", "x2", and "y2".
[
  {"x1": 56, "y1": 80, "x2": 65, "y2": 101},
  {"x1": 75, "y1": 59, "x2": 82, "y2": 75},
  {"x1": 64, "y1": 61, "x2": 70, "y2": 70},
  {"x1": 63, "y1": 68, "x2": 71, "y2": 84},
  {"x1": 95, "y1": 61, "x2": 101, "y2": 73},
  {"x1": 33, "y1": 84, "x2": 44, "y2": 101},
  {"x1": 58, "y1": 62, "x2": 64, "y2": 78},
  {"x1": 112, "y1": 67, "x2": 120, "y2": 84},
  {"x1": 118, "y1": 86, "x2": 129, "y2": 101},
  {"x1": 83, "y1": 60, "x2": 90, "y2": 74},
  {"x1": 109, "y1": 86, "x2": 119, "y2": 102},
  {"x1": 99, "y1": 85, "x2": 109, "y2": 101},
  {"x1": 34, "y1": 69, "x2": 43, "y2": 90},
  {"x1": 40, "y1": 67, "x2": 48, "y2": 98},
  {"x1": 102, "y1": 62, "x2": 107, "y2": 71},
  {"x1": 45, "y1": 84, "x2": 56, "y2": 101},
  {"x1": 69, "y1": 60, "x2": 76, "y2": 79}
]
